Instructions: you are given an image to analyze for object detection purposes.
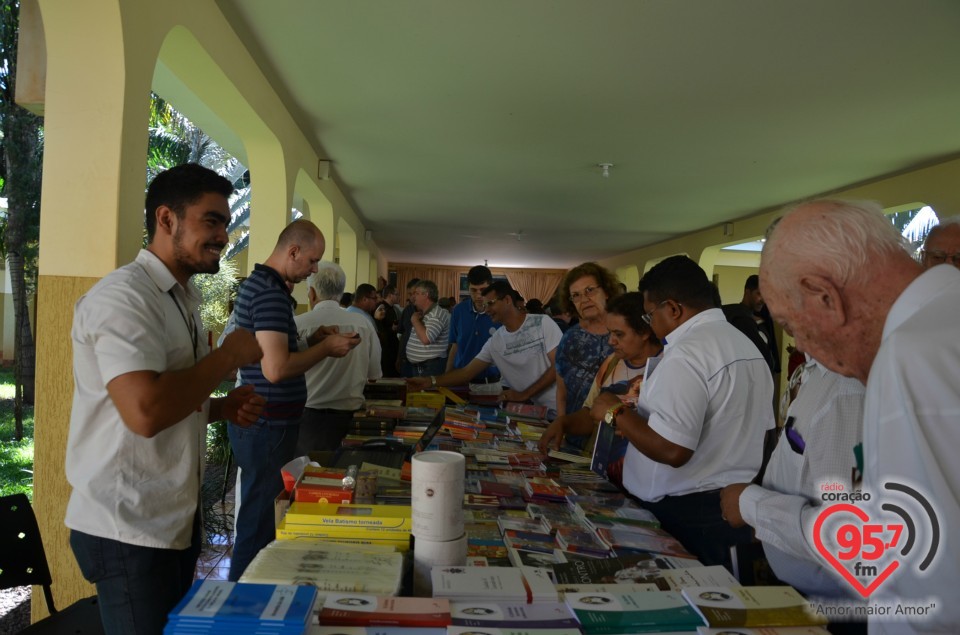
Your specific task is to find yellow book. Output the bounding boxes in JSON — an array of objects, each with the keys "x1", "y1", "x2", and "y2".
[
  {"x1": 285, "y1": 502, "x2": 413, "y2": 530},
  {"x1": 275, "y1": 521, "x2": 410, "y2": 550}
]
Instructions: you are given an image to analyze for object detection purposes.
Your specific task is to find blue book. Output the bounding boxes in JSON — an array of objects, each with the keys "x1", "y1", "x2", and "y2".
[
  {"x1": 590, "y1": 420, "x2": 628, "y2": 484},
  {"x1": 165, "y1": 580, "x2": 317, "y2": 633}
]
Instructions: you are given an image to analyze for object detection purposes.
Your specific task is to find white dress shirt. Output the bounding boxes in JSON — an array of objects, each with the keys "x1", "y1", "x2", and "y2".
[
  {"x1": 65, "y1": 250, "x2": 210, "y2": 549},
  {"x1": 295, "y1": 300, "x2": 382, "y2": 410},
  {"x1": 623, "y1": 308, "x2": 774, "y2": 502}
]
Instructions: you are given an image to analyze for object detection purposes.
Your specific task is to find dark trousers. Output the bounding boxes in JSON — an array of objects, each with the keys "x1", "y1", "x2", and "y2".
[
  {"x1": 70, "y1": 513, "x2": 201, "y2": 635},
  {"x1": 641, "y1": 488, "x2": 754, "y2": 572},
  {"x1": 295, "y1": 407, "x2": 355, "y2": 455},
  {"x1": 402, "y1": 357, "x2": 446, "y2": 378}
]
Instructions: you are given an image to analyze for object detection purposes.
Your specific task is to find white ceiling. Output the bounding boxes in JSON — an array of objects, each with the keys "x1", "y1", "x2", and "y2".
[{"x1": 215, "y1": 0, "x2": 960, "y2": 269}]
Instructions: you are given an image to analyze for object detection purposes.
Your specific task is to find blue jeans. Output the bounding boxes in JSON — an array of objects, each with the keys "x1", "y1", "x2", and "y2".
[
  {"x1": 228, "y1": 421, "x2": 298, "y2": 581},
  {"x1": 69, "y1": 514, "x2": 200, "y2": 635},
  {"x1": 403, "y1": 357, "x2": 446, "y2": 378}
]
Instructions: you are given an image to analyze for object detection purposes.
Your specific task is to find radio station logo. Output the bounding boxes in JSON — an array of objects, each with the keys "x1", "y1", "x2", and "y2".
[{"x1": 812, "y1": 481, "x2": 940, "y2": 599}]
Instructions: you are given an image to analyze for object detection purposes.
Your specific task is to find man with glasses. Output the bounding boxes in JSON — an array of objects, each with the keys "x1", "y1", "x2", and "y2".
[
  {"x1": 920, "y1": 216, "x2": 960, "y2": 270},
  {"x1": 402, "y1": 279, "x2": 450, "y2": 377},
  {"x1": 446, "y1": 265, "x2": 500, "y2": 385},
  {"x1": 593, "y1": 255, "x2": 773, "y2": 568},
  {"x1": 408, "y1": 280, "x2": 562, "y2": 416}
]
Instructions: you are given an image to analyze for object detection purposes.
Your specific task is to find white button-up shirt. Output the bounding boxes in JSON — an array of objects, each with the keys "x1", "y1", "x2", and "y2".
[{"x1": 65, "y1": 250, "x2": 210, "y2": 549}]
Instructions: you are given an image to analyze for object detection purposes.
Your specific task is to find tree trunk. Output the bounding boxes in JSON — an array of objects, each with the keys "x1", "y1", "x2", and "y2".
[{"x1": 2, "y1": 102, "x2": 41, "y2": 418}]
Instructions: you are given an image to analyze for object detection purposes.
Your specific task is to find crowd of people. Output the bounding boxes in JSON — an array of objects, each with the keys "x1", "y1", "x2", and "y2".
[{"x1": 63, "y1": 162, "x2": 959, "y2": 635}]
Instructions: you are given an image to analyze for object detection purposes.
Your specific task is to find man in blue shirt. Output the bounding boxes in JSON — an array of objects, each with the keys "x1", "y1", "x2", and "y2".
[
  {"x1": 446, "y1": 265, "x2": 500, "y2": 382},
  {"x1": 229, "y1": 219, "x2": 360, "y2": 581}
]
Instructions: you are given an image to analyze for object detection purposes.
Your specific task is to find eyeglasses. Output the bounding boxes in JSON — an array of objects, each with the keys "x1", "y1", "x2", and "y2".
[
  {"x1": 483, "y1": 297, "x2": 500, "y2": 308},
  {"x1": 641, "y1": 300, "x2": 673, "y2": 325},
  {"x1": 569, "y1": 286, "x2": 601, "y2": 303},
  {"x1": 921, "y1": 249, "x2": 960, "y2": 266}
]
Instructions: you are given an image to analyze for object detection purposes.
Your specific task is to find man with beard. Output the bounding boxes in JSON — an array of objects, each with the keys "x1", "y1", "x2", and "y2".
[
  {"x1": 66, "y1": 164, "x2": 267, "y2": 635},
  {"x1": 230, "y1": 219, "x2": 361, "y2": 581}
]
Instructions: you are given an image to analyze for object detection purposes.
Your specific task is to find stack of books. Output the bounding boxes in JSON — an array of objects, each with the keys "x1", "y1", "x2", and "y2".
[
  {"x1": 239, "y1": 540, "x2": 404, "y2": 595},
  {"x1": 277, "y1": 502, "x2": 412, "y2": 551},
  {"x1": 164, "y1": 580, "x2": 316, "y2": 635}
]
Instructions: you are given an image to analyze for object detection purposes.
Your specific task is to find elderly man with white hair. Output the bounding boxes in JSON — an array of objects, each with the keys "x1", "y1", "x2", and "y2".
[
  {"x1": 294, "y1": 262, "x2": 382, "y2": 455},
  {"x1": 758, "y1": 199, "x2": 960, "y2": 634}
]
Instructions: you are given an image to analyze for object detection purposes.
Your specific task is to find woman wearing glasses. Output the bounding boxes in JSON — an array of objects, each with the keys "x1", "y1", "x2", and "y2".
[
  {"x1": 539, "y1": 293, "x2": 662, "y2": 486},
  {"x1": 553, "y1": 263, "x2": 623, "y2": 448}
]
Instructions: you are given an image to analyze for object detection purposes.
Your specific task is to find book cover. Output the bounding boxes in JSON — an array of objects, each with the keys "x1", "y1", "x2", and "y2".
[
  {"x1": 564, "y1": 590, "x2": 704, "y2": 633},
  {"x1": 167, "y1": 579, "x2": 317, "y2": 626},
  {"x1": 553, "y1": 553, "x2": 697, "y2": 586},
  {"x1": 431, "y1": 566, "x2": 530, "y2": 602},
  {"x1": 595, "y1": 527, "x2": 695, "y2": 559},
  {"x1": 450, "y1": 600, "x2": 579, "y2": 628},
  {"x1": 319, "y1": 594, "x2": 451, "y2": 627},
  {"x1": 284, "y1": 503, "x2": 411, "y2": 530},
  {"x1": 506, "y1": 545, "x2": 566, "y2": 569},
  {"x1": 589, "y1": 419, "x2": 629, "y2": 486},
  {"x1": 681, "y1": 586, "x2": 828, "y2": 628}
]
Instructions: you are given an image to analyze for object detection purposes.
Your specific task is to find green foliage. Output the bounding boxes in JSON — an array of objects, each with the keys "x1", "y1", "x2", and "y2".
[
  {"x1": 0, "y1": 367, "x2": 34, "y2": 499},
  {"x1": 194, "y1": 256, "x2": 239, "y2": 334}
]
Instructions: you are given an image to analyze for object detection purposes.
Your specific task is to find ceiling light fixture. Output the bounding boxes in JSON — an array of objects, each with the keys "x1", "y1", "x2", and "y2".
[{"x1": 598, "y1": 162, "x2": 613, "y2": 178}]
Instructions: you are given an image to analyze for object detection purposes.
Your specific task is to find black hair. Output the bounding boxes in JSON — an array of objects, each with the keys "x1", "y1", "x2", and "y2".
[
  {"x1": 605, "y1": 292, "x2": 655, "y2": 338},
  {"x1": 405, "y1": 277, "x2": 421, "y2": 290},
  {"x1": 744, "y1": 274, "x2": 760, "y2": 290},
  {"x1": 638, "y1": 255, "x2": 716, "y2": 310},
  {"x1": 144, "y1": 163, "x2": 233, "y2": 242},
  {"x1": 467, "y1": 265, "x2": 493, "y2": 286},
  {"x1": 354, "y1": 283, "x2": 377, "y2": 299},
  {"x1": 482, "y1": 280, "x2": 523, "y2": 305}
]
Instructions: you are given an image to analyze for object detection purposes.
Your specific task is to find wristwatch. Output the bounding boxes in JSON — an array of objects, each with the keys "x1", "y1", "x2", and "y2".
[
  {"x1": 429, "y1": 375, "x2": 438, "y2": 388},
  {"x1": 603, "y1": 403, "x2": 626, "y2": 427}
]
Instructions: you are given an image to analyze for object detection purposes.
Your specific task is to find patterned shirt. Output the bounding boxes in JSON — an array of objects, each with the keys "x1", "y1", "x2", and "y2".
[{"x1": 555, "y1": 324, "x2": 613, "y2": 414}]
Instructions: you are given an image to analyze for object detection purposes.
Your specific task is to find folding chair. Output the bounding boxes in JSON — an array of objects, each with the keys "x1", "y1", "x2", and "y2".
[{"x1": 0, "y1": 493, "x2": 104, "y2": 634}]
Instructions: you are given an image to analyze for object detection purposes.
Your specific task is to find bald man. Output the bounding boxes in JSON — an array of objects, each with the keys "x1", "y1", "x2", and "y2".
[
  {"x1": 228, "y1": 219, "x2": 360, "y2": 581},
  {"x1": 759, "y1": 199, "x2": 959, "y2": 634},
  {"x1": 920, "y1": 216, "x2": 960, "y2": 269}
]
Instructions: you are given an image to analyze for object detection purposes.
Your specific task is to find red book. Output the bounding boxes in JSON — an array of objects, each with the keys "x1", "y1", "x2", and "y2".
[{"x1": 319, "y1": 594, "x2": 451, "y2": 627}]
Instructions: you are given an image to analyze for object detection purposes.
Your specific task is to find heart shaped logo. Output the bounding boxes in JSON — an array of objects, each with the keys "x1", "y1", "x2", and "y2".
[{"x1": 813, "y1": 503, "x2": 902, "y2": 598}]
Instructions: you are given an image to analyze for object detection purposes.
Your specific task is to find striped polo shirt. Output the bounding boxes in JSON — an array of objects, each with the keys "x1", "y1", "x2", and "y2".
[
  {"x1": 405, "y1": 303, "x2": 451, "y2": 362},
  {"x1": 236, "y1": 264, "x2": 306, "y2": 425}
]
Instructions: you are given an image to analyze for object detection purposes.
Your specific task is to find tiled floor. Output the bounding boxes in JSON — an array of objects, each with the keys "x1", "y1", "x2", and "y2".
[{"x1": 195, "y1": 488, "x2": 235, "y2": 581}]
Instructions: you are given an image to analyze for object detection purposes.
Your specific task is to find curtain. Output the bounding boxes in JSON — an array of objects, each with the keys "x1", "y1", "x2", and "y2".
[
  {"x1": 395, "y1": 267, "x2": 460, "y2": 301},
  {"x1": 504, "y1": 270, "x2": 564, "y2": 305}
]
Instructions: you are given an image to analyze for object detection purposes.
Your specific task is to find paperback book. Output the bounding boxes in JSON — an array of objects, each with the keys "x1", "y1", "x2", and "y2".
[
  {"x1": 318, "y1": 594, "x2": 451, "y2": 628},
  {"x1": 564, "y1": 590, "x2": 704, "y2": 634},
  {"x1": 681, "y1": 586, "x2": 828, "y2": 628},
  {"x1": 450, "y1": 600, "x2": 579, "y2": 628},
  {"x1": 165, "y1": 580, "x2": 316, "y2": 634}
]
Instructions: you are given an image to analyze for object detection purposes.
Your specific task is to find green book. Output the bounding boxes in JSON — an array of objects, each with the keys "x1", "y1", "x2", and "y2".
[{"x1": 565, "y1": 590, "x2": 704, "y2": 634}]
